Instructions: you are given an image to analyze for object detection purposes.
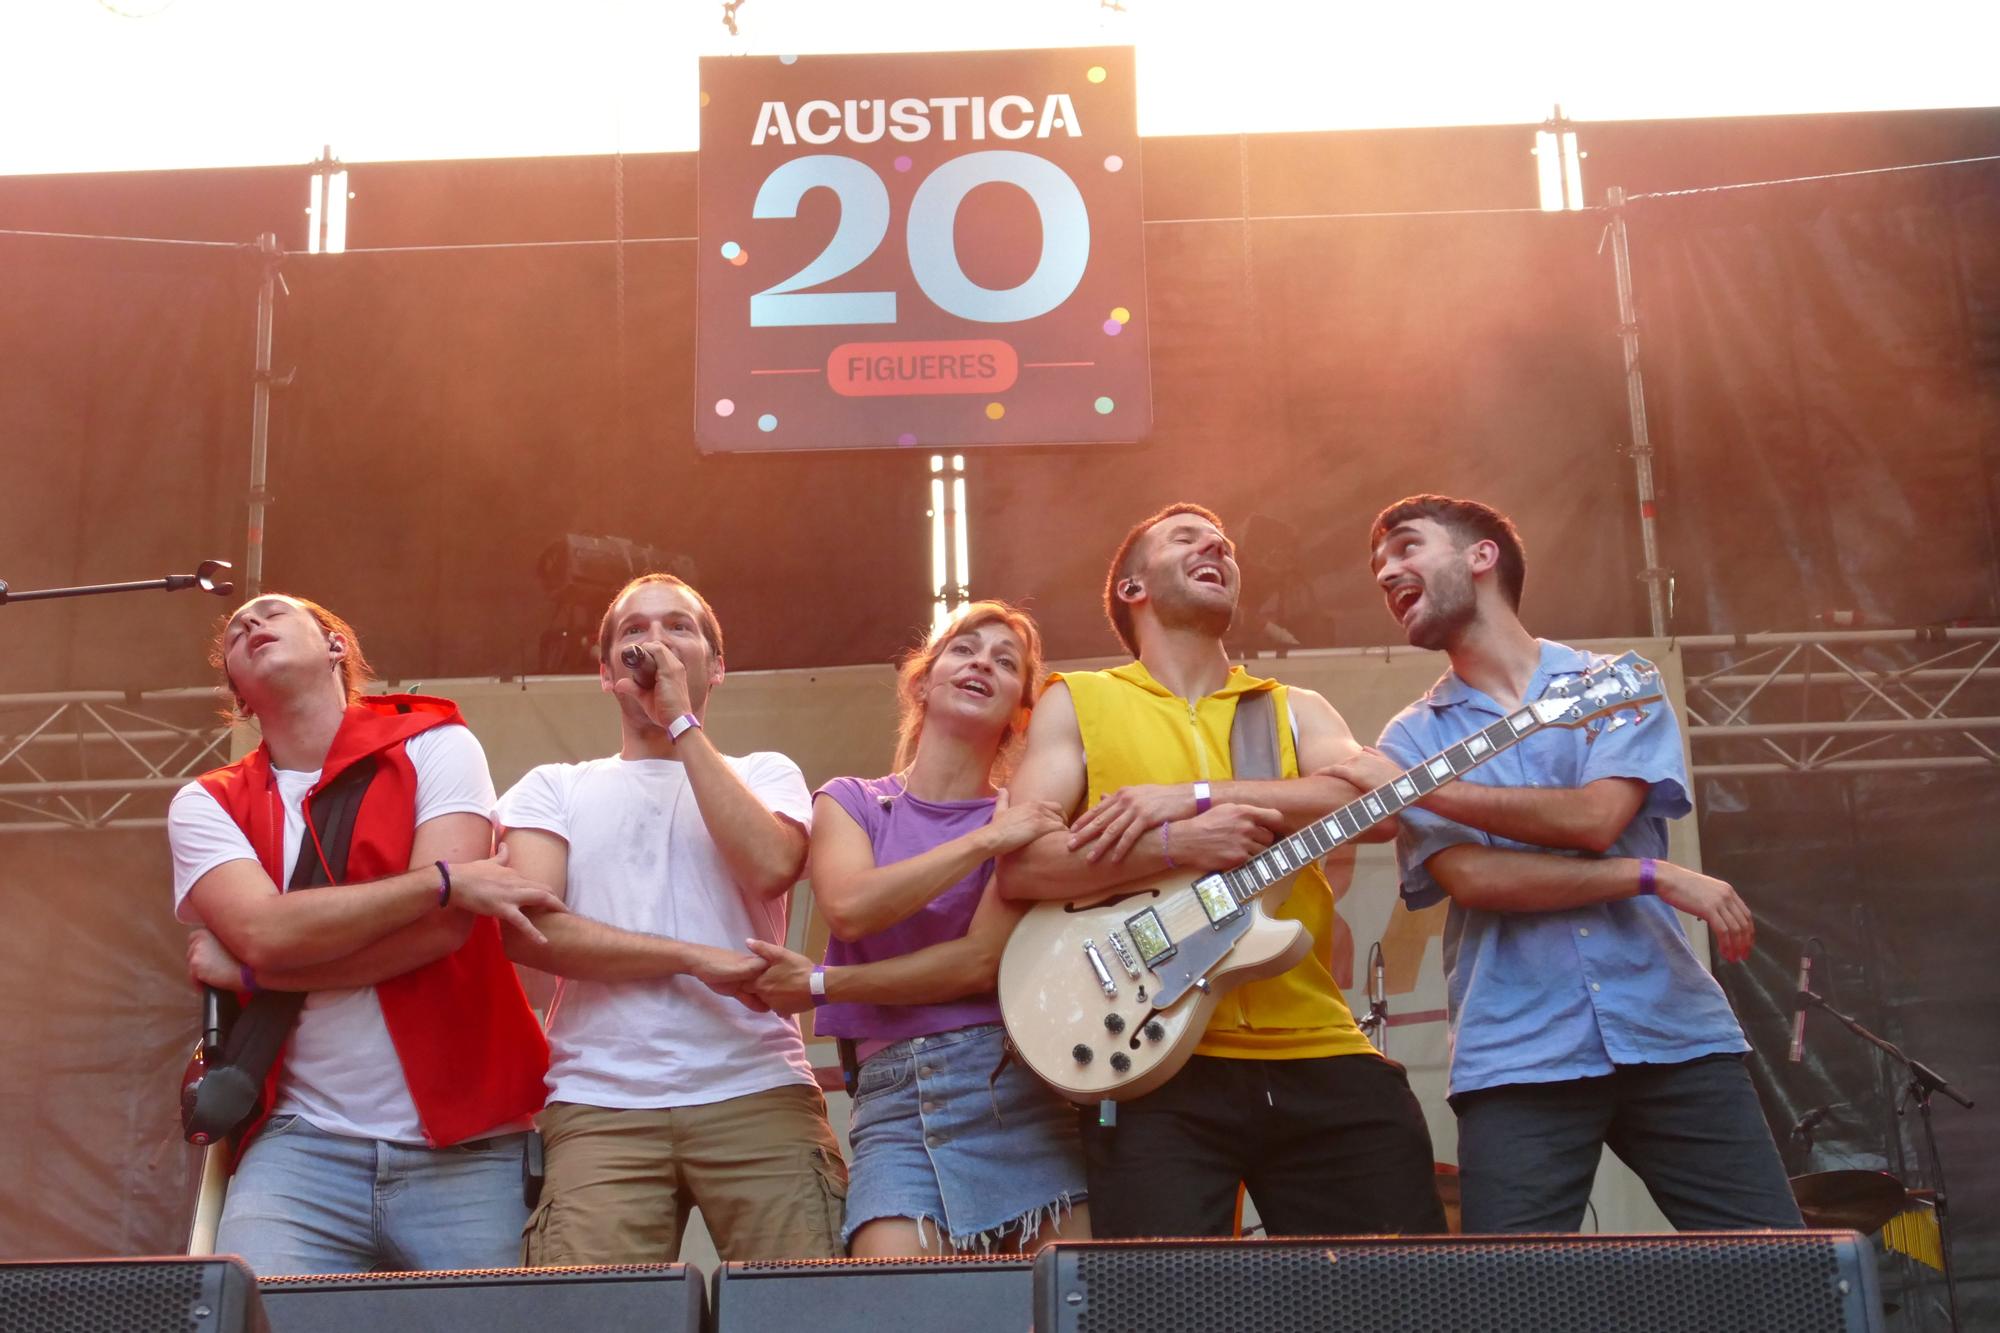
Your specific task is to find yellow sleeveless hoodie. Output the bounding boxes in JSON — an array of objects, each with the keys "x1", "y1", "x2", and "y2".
[{"x1": 1054, "y1": 661, "x2": 1378, "y2": 1060}]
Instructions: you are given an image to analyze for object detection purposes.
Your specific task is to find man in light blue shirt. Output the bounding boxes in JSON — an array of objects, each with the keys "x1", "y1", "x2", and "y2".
[{"x1": 1332, "y1": 494, "x2": 1801, "y2": 1233}]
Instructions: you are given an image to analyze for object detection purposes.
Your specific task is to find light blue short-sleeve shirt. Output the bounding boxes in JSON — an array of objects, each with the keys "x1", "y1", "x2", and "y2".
[{"x1": 1378, "y1": 640, "x2": 1748, "y2": 1099}]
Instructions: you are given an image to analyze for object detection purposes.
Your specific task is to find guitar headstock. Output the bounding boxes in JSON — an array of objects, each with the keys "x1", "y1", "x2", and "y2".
[{"x1": 1530, "y1": 651, "x2": 1665, "y2": 736}]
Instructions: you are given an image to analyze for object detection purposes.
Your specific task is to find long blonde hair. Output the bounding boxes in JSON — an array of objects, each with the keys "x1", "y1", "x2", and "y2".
[{"x1": 893, "y1": 601, "x2": 1045, "y2": 778}]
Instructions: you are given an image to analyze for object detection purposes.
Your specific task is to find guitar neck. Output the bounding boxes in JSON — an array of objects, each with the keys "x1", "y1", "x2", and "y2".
[{"x1": 1212, "y1": 703, "x2": 1551, "y2": 907}]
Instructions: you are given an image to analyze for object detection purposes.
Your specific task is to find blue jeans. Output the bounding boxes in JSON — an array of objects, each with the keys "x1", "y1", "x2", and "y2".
[
  {"x1": 1454, "y1": 1054, "x2": 1805, "y2": 1233},
  {"x1": 217, "y1": 1114, "x2": 529, "y2": 1275}
]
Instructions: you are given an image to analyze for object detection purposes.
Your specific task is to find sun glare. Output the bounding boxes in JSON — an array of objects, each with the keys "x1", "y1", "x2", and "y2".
[{"x1": 0, "y1": 0, "x2": 1993, "y2": 176}]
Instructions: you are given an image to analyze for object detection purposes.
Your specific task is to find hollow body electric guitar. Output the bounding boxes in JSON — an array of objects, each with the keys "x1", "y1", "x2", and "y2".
[{"x1": 999, "y1": 652, "x2": 1665, "y2": 1103}]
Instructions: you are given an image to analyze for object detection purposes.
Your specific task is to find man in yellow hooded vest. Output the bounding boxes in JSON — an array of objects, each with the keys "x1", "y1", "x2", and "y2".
[{"x1": 1001, "y1": 503, "x2": 1444, "y2": 1238}]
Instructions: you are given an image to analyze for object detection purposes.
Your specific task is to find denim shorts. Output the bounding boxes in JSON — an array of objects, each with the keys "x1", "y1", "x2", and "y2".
[{"x1": 844, "y1": 1023, "x2": 1086, "y2": 1250}]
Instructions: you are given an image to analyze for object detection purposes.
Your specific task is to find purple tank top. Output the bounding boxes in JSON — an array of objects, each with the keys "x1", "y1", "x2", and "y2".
[{"x1": 812, "y1": 773, "x2": 1002, "y2": 1049}]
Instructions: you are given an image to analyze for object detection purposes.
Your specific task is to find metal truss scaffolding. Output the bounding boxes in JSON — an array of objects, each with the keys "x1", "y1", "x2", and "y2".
[
  {"x1": 0, "y1": 689, "x2": 234, "y2": 834},
  {"x1": 3, "y1": 628, "x2": 1992, "y2": 835},
  {"x1": 1678, "y1": 628, "x2": 2000, "y2": 778}
]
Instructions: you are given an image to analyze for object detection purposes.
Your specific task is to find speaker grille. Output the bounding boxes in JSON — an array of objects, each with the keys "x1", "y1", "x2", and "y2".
[
  {"x1": 0, "y1": 1262, "x2": 207, "y2": 1333},
  {"x1": 1068, "y1": 1236, "x2": 1856, "y2": 1333}
]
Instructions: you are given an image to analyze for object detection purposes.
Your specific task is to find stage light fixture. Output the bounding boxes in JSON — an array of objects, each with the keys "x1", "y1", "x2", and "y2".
[{"x1": 536, "y1": 534, "x2": 697, "y2": 674}]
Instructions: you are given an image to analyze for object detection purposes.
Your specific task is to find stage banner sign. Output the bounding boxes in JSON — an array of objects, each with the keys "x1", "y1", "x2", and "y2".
[{"x1": 696, "y1": 46, "x2": 1149, "y2": 453}]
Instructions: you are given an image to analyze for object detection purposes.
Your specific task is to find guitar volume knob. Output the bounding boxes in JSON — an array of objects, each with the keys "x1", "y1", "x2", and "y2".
[
  {"x1": 1143, "y1": 1021, "x2": 1166, "y2": 1043},
  {"x1": 1071, "y1": 1044, "x2": 1093, "y2": 1065},
  {"x1": 1102, "y1": 1013, "x2": 1126, "y2": 1034},
  {"x1": 1109, "y1": 1053, "x2": 1132, "y2": 1074}
]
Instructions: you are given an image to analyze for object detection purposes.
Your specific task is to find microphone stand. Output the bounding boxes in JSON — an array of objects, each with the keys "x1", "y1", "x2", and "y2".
[
  {"x1": 1800, "y1": 986, "x2": 1974, "y2": 1333},
  {"x1": 1357, "y1": 942, "x2": 1389, "y2": 1055},
  {"x1": 0, "y1": 560, "x2": 235, "y2": 606}
]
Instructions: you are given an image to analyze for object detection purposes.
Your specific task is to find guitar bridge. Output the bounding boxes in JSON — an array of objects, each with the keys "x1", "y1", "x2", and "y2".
[
  {"x1": 1105, "y1": 929, "x2": 1142, "y2": 978},
  {"x1": 1081, "y1": 938, "x2": 1118, "y2": 998}
]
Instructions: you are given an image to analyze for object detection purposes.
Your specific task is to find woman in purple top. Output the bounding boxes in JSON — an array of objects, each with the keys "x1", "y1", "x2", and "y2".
[{"x1": 748, "y1": 601, "x2": 1091, "y2": 1256}]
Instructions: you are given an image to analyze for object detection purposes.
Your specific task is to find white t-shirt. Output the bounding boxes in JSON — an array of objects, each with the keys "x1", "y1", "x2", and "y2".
[
  {"x1": 167, "y1": 724, "x2": 498, "y2": 1144},
  {"x1": 495, "y1": 752, "x2": 817, "y2": 1109}
]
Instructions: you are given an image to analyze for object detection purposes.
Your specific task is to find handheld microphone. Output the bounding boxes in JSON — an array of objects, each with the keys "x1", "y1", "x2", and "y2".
[
  {"x1": 620, "y1": 643, "x2": 658, "y2": 691},
  {"x1": 1788, "y1": 952, "x2": 1812, "y2": 1063},
  {"x1": 202, "y1": 987, "x2": 222, "y2": 1062}
]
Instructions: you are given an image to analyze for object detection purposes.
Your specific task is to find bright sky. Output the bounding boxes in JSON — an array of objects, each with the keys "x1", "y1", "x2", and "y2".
[{"x1": 4, "y1": 0, "x2": 1995, "y2": 175}]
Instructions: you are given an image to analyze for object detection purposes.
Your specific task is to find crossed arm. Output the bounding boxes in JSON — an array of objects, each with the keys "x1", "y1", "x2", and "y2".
[
  {"x1": 743, "y1": 787, "x2": 1063, "y2": 1010},
  {"x1": 497, "y1": 827, "x2": 768, "y2": 996},
  {"x1": 998, "y1": 683, "x2": 1383, "y2": 903},
  {"x1": 184, "y1": 812, "x2": 564, "y2": 991},
  {"x1": 1325, "y1": 747, "x2": 1755, "y2": 961},
  {"x1": 747, "y1": 876, "x2": 1025, "y2": 1014}
]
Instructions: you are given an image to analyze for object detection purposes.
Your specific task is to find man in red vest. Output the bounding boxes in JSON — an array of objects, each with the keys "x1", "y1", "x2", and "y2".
[{"x1": 173, "y1": 593, "x2": 562, "y2": 1275}]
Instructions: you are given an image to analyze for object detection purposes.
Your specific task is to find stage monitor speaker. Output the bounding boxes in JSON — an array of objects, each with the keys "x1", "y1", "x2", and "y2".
[
  {"x1": 257, "y1": 1263, "x2": 703, "y2": 1333},
  {"x1": 0, "y1": 1256, "x2": 266, "y2": 1333},
  {"x1": 713, "y1": 1255, "x2": 1033, "y2": 1332},
  {"x1": 1033, "y1": 1232, "x2": 1883, "y2": 1333}
]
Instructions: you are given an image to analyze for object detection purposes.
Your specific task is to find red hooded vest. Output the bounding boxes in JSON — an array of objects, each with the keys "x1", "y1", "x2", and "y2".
[{"x1": 196, "y1": 694, "x2": 548, "y2": 1152}]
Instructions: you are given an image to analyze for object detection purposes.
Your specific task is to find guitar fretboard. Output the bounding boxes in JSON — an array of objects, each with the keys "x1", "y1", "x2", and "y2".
[{"x1": 1217, "y1": 706, "x2": 1547, "y2": 907}]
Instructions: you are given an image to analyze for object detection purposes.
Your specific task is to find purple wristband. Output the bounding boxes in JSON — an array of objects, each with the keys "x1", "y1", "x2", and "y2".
[
  {"x1": 1638, "y1": 857, "x2": 1658, "y2": 896},
  {"x1": 1159, "y1": 822, "x2": 1177, "y2": 870},
  {"x1": 239, "y1": 962, "x2": 259, "y2": 995},
  {"x1": 436, "y1": 859, "x2": 452, "y2": 907}
]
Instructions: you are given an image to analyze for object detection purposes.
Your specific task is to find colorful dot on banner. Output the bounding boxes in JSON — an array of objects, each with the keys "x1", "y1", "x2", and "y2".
[
  {"x1": 720, "y1": 240, "x2": 741, "y2": 260},
  {"x1": 729, "y1": 250, "x2": 748, "y2": 267},
  {"x1": 1111, "y1": 307, "x2": 1131, "y2": 324},
  {"x1": 897, "y1": 432, "x2": 918, "y2": 447},
  {"x1": 699, "y1": 91, "x2": 710, "y2": 108},
  {"x1": 1104, "y1": 155, "x2": 1124, "y2": 173},
  {"x1": 715, "y1": 399, "x2": 735, "y2": 417},
  {"x1": 893, "y1": 155, "x2": 913, "y2": 173},
  {"x1": 1087, "y1": 65, "x2": 1107, "y2": 84},
  {"x1": 779, "y1": 54, "x2": 797, "y2": 65},
  {"x1": 985, "y1": 402, "x2": 1006, "y2": 421},
  {"x1": 1102, "y1": 319, "x2": 1122, "y2": 336},
  {"x1": 1094, "y1": 396, "x2": 1115, "y2": 415},
  {"x1": 757, "y1": 413, "x2": 778, "y2": 432}
]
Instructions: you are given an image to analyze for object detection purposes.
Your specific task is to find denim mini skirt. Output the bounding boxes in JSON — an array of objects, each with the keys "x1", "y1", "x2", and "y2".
[{"x1": 843, "y1": 1022, "x2": 1086, "y2": 1250}]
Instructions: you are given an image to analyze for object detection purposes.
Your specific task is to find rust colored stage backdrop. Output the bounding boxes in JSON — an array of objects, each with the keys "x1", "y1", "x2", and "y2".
[{"x1": 696, "y1": 47, "x2": 1149, "y2": 452}]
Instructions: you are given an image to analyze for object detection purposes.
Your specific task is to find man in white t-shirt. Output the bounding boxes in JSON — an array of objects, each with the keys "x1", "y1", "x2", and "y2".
[
  {"x1": 498, "y1": 572, "x2": 846, "y2": 1264},
  {"x1": 171, "y1": 593, "x2": 564, "y2": 1275}
]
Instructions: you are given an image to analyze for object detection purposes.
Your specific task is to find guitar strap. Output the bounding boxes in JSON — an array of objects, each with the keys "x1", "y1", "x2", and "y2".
[
  {"x1": 1228, "y1": 689, "x2": 1282, "y2": 783},
  {"x1": 182, "y1": 756, "x2": 381, "y2": 1144}
]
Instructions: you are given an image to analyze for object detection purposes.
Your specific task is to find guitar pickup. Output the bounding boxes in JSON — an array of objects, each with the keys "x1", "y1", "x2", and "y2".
[
  {"x1": 1123, "y1": 907, "x2": 1176, "y2": 968},
  {"x1": 1192, "y1": 874, "x2": 1241, "y2": 927}
]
